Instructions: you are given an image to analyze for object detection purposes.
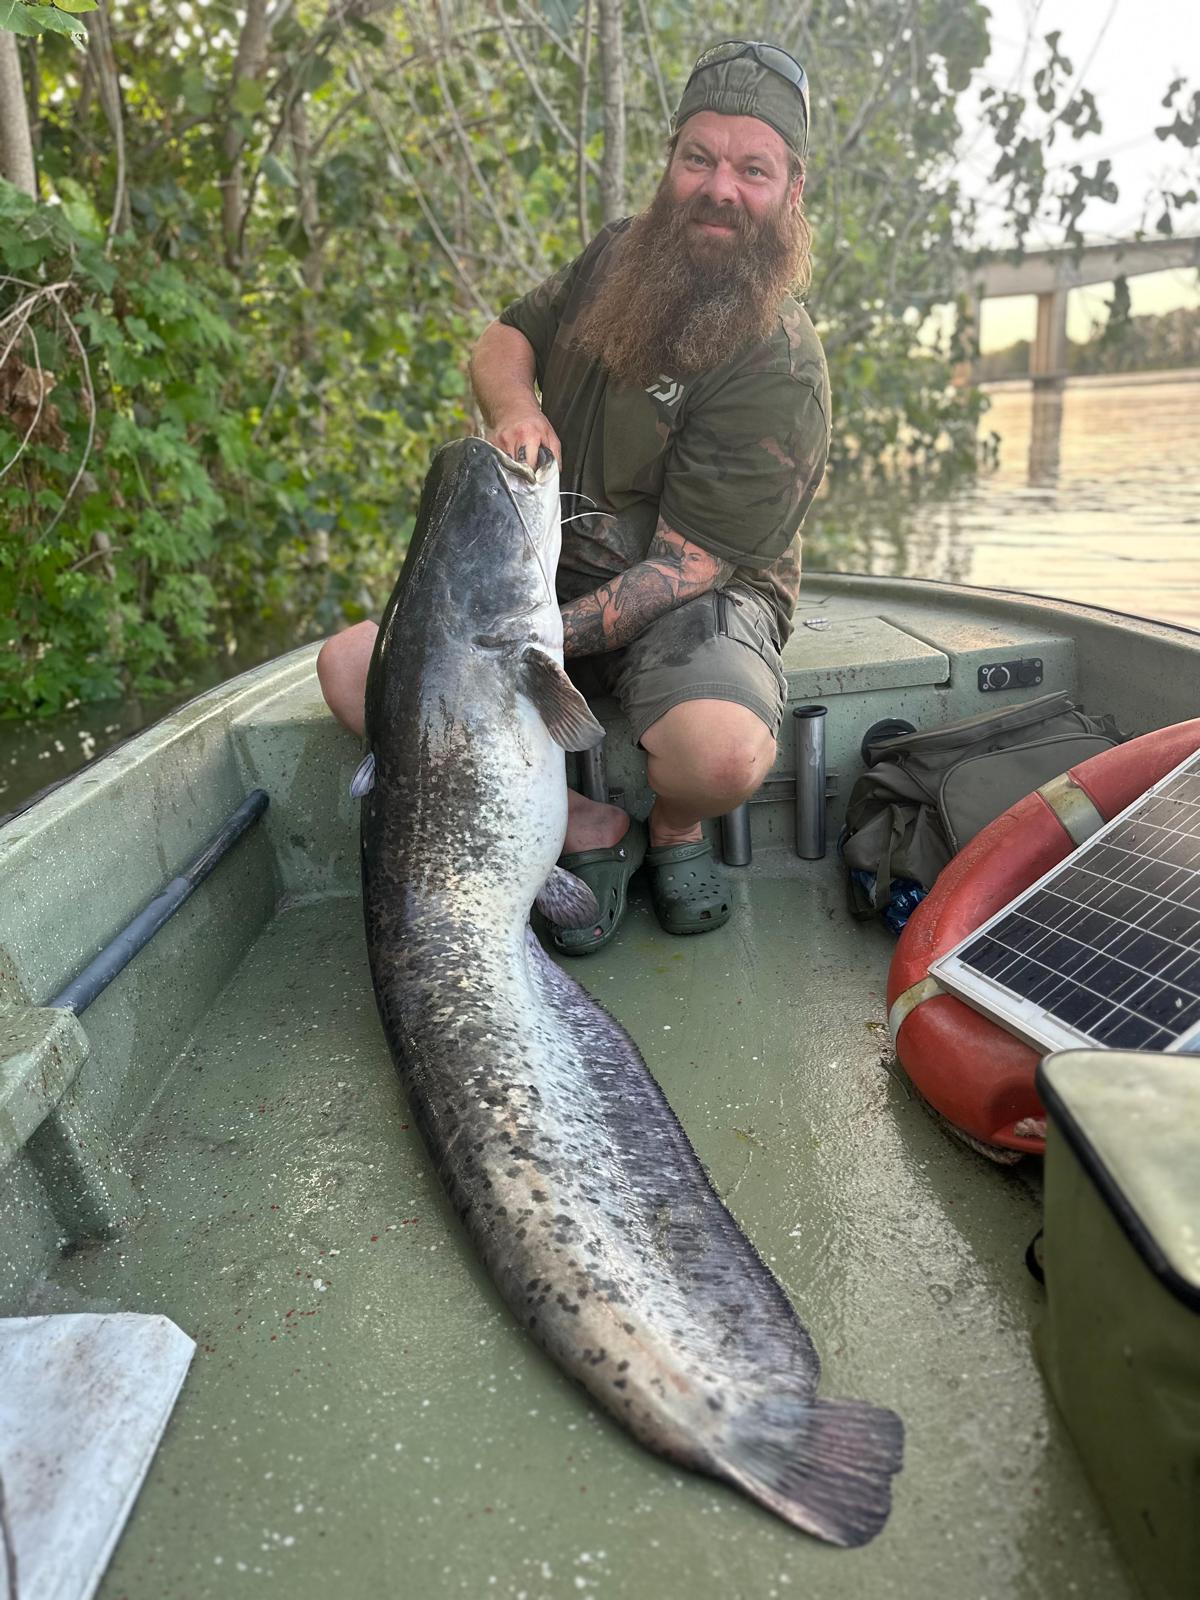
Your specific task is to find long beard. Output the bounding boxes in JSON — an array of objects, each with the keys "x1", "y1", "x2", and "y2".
[{"x1": 571, "y1": 178, "x2": 813, "y2": 391}]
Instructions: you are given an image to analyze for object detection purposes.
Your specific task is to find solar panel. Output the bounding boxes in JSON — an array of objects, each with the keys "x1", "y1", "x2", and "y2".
[{"x1": 932, "y1": 749, "x2": 1200, "y2": 1056}]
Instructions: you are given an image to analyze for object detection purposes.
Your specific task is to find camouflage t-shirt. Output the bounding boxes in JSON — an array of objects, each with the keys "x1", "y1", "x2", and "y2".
[{"x1": 497, "y1": 218, "x2": 831, "y2": 643}]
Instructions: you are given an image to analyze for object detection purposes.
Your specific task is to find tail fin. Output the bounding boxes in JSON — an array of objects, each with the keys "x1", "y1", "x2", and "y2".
[{"x1": 717, "y1": 1391, "x2": 904, "y2": 1547}]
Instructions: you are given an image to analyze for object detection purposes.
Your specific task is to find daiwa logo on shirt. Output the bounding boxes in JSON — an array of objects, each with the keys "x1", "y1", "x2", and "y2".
[{"x1": 646, "y1": 374, "x2": 685, "y2": 409}]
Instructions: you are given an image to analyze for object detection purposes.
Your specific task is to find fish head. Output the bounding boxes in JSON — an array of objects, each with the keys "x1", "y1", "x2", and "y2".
[
  {"x1": 420, "y1": 435, "x2": 564, "y2": 657},
  {"x1": 365, "y1": 435, "x2": 600, "y2": 773}
]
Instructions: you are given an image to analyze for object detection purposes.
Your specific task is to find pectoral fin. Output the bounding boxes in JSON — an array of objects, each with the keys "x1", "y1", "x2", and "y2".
[
  {"x1": 518, "y1": 648, "x2": 605, "y2": 751},
  {"x1": 535, "y1": 866, "x2": 600, "y2": 929}
]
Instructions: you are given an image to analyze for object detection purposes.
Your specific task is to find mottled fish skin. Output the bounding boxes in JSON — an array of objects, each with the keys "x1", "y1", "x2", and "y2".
[{"x1": 360, "y1": 438, "x2": 903, "y2": 1546}]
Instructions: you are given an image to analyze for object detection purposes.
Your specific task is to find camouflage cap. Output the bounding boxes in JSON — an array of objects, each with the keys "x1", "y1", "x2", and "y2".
[{"x1": 673, "y1": 41, "x2": 810, "y2": 160}]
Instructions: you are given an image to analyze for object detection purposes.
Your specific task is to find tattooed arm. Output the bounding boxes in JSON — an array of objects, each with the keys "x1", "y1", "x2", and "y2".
[{"x1": 560, "y1": 519, "x2": 734, "y2": 657}]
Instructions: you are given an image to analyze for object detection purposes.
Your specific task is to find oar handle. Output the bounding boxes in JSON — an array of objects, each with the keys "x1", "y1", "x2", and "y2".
[{"x1": 48, "y1": 790, "x2": 269, "y2": 1017}]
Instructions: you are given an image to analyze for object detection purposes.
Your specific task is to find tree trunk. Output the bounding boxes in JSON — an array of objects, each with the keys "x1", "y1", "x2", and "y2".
[
  {"x1": 86, "y1": 2, "x2": 132, "y2": 245},
  {"x1": 220, "y1": 0, "x2": 272, "y2": 272},
  {"x1": 0, "y1": 31, "x2": 37, "y2": 197},
  {"x1": 596, "y1": 0, "x2": 625, "y2": 224},
  {"x1": 21, "y1": 34, "x2": 41, "y2": 158},
  {"x1": 290, "y1": 96, "x2": 323, "y2": 297}
]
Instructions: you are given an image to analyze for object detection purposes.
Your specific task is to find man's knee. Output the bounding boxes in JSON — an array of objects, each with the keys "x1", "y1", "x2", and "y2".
[
  {"x1": 317, "y1": 620, "x2": 378, "y2": 736},
  {"x1": 642, "y1": 700, "x2": 776, "y2": 802},
  {"x1": 316, "y1": 619, "x2": 377, "y2": 699}
]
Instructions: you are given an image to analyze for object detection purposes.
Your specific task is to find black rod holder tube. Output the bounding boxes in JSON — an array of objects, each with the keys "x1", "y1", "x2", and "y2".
[
  {"x1": 793, "y1": 705, "x2": 828, "y2": 859},
  {"x1": 721, "y1": 802, "x2": 752, "y2": 867},
  {"x1": 48, "y1": 789, "x2": 270, "y2": 1017},
  {"x1": 577, "y1": 743, "x2": 609, "y2": 805}
]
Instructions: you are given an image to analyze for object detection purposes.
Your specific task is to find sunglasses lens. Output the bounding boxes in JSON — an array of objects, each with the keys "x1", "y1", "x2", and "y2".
[{"x1": 758, "y1": 46, "x2": 806, "y2": 89}]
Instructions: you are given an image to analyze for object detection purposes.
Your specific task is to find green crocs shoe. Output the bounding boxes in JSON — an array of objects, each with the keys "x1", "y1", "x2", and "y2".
[
  {"x1": 551, "y1": 818, "x2": 647, "y2": 956},
  {"x1": 645, "y1": 837, "x2": 731, "y2": 936}
]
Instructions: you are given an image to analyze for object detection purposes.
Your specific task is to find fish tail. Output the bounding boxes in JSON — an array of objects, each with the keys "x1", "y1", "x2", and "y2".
[{"x1": 717, "y1": 1391, "x2": 904, "y2": 1547}]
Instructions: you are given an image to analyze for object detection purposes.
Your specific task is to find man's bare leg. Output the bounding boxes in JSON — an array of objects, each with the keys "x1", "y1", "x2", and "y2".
[
  {"x1": 640, "y1": 699, "x2": 776, "y2": 846},
  {"x1": 316, "y1": 620, "x2": 378, "y2": 738},
  {"x1": 566, "y1": 700, "x2": 773, "y2": 857},
  {"x1": 319, "y1": 632, "x2": 771, "y2": 848}
]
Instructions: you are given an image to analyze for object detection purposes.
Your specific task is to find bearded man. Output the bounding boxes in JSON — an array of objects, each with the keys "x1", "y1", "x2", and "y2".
[{"x1": 318, "y1": 40, "x2": 830, "y2": 954}]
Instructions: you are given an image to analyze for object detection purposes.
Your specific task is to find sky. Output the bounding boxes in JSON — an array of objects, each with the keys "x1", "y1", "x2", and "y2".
[{"x1": 958, "y1": 0, "x2": 1200, "y2": 350}]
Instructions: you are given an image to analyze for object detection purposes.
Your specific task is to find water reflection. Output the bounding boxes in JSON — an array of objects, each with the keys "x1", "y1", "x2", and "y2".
[
  {"x1": 0, "y1": 693, "x2": 175, "y2": 822},
  {"x1": 1027, "y1": 387, "x2": 1063, "y2": 488},
  {"x1": 807, "y1": 369, "x2": 1200, "y2": 631},
  {"x1": 0, "y1": 633, "x2": 309, "y2": 822}
]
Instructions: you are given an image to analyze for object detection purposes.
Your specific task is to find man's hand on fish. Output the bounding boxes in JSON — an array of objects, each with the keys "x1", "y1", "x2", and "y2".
[{"x1": 486, "y1": 411, "x2": 562, "y2": 472}]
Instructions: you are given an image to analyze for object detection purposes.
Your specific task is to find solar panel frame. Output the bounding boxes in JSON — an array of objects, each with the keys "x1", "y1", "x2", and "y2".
[{"x1": 931, "y1": 747, "x2": 1200, "y2": 1056}]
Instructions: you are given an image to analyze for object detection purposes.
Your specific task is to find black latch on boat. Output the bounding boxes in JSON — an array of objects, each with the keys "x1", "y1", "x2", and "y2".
[{"x1": 47, "y1": 790, "x2": 270, "y2": 1017}]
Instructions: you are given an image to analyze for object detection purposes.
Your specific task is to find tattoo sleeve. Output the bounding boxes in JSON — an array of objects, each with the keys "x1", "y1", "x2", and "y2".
[{"x1": 560, "y1": 520, "x2": 734, "y2": 657}]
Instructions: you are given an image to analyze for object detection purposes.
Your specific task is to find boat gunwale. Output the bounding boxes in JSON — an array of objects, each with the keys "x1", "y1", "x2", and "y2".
[{"x1": 806, "y1": 568, "x2": 1200, "y2": 642}]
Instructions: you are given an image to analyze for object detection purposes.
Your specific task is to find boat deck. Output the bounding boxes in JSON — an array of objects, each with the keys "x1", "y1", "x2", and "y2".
[{"x1": 34, "y1": 871, "x2": 1127, "y2": 1598}]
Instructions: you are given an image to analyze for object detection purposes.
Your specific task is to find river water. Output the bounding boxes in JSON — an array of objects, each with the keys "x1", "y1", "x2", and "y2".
[
  {"x1": 3, "y1": 370, "x2": 1197, "y2": 817},
  {"x1": 807, "y1": 368, "x2": 1200, "y2": 629}
]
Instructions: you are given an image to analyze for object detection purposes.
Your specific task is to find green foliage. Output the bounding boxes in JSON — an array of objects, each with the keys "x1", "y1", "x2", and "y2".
[
  {"x1": 1157, "y1": 81, "x2": 1200, "y2": 151},
  {"x1": 0, "y1": 177, "x2": 473, "y2": 714},
  {"x1": 1, "y1": 186, "x2": 234, "y2": 711},
  {"x1": 792, "y1": 0, "x2": 994, "y2": 477},
  {"x1": 0, "y1": 0, "x2": 95, "y2": 41},
  {"x1": 1098, "y1": 276, "x2": 1133, "y2": 349}
]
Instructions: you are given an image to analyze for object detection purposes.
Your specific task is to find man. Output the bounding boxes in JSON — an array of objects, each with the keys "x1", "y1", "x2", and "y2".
[{"x1": 318, "y1": 40, "x2": 830, "y2": 954}]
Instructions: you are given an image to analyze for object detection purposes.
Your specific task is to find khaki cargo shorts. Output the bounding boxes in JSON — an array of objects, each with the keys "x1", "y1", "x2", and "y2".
[{"x1": 567, "y1": 584, "x2": 789, "y2": 745}]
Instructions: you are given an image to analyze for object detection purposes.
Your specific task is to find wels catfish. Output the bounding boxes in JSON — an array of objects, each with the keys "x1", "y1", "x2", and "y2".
[{"x1": 358, "y1": 437, "x2": 903, "y2": 1545}]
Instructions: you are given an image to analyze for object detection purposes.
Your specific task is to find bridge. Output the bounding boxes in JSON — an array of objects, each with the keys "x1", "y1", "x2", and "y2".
[{"x1": 962, "y1": 235, "x2": 1200, "y2": 385}]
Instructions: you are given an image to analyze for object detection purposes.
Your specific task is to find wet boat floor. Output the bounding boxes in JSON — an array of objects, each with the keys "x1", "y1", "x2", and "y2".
[{"x1": 36, "y1": 862, "x2": 1130, "y2": 1599}]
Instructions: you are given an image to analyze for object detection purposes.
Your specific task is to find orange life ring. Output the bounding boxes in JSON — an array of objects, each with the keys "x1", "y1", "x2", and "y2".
[{"x1": 886, "y1": 717, "x2": 1200, "y2": 1156}]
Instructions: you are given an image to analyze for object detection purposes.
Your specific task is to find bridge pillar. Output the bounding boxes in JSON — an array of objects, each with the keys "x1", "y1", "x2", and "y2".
[
  {"x1": 951, "y1": 289, "x2": 982, "y2": 387},
  {"x1": 1031, "y1": 289, "x2": 1068, "y2": 387}
]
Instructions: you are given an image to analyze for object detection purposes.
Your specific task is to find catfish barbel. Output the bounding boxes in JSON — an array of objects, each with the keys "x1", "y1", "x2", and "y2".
[{"x1": 357, "y1": 437, "x2": 903, "y2": 1545}]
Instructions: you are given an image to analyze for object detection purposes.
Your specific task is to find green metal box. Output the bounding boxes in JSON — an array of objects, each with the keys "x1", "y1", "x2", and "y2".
[{"x1": 1037, "y1": 1049, "x2": 1200, "y2": 1600}]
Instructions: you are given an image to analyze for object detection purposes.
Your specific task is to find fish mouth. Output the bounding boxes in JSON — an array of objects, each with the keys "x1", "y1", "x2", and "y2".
[{"x1": 491, "y1": 441, "x2": 558, "y2": 488}]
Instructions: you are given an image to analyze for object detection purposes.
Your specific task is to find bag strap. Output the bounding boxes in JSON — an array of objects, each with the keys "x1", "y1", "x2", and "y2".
[{"x1": 864, "y1": 690, "x2": 1075, "y2": 762}]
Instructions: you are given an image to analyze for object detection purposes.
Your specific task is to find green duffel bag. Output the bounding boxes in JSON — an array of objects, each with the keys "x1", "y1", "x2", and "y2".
[{"x1": 842, "y1": 690, "x2": 1124, "y2": 921}]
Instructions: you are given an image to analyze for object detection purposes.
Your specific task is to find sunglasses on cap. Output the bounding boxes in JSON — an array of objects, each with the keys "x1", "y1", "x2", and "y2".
[{"x1": 692, "y1": 38, "x2": 810, "y2": 100}]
